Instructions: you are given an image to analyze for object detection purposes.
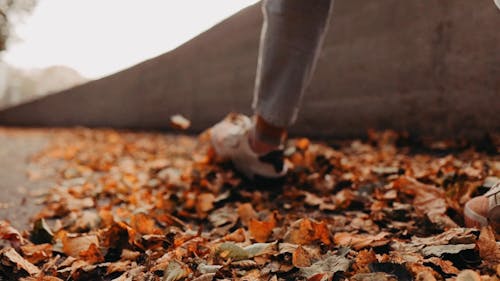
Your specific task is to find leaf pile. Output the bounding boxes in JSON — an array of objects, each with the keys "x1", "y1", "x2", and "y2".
[{"x1": 0, "y1": 129, "x2": 499, "y2": 281}]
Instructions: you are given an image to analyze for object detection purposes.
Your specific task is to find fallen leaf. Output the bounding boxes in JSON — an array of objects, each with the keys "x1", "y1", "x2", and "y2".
[
  {"x1": 244, "y1": 242, "x2": 278, "y2": 258},
  {"x1": 293, "y1": 246, "x2": 312, "y2": 267},
  {"x1": 196, "y1": 193, "x2": 215, "y2": 215},
  {"x1": 130, "y1": 212, "x2": 158, "y2": 235},
  {"x1": 334, "y1": 232, "x2": 390, "y2": 250},
  {"x1": 237, "y1": 203, "x2": 258, "y2": 226},
  {"x1": 477, "y1": 226, "x2": 500, "y2": 266},
  {"x1": 1, "y1": 247, "x2": 40, "y2": 275},
  {"x1": 164, "y1": 259, "x2": 191, "y2": 281},
  {"x1": 62, "y1": 233, "x2": 99, "y2": 257},
  {"x1": 369, "y1": 262, "x2": 412, "y2": 281},
  {"x1": 421, "y1": 244, "x2": 476, "y2": 257},
  {"x1": 0, "y1": 220, "x2": 24, "y2": 246},
  {"x1": 78, "y1": 242, "x2": 104, "y2": 264},
  {"x1": 20, "y1": 243, "x2": 52, "y2": 264},
  {"x1": 215, "y1": 242, "x2": 249, "y2": 261},
  {"x1": 249, "y1": 213, "x2": 276, "y2": 242},
  {"x1": 300, "y1": 251, "x2": 350, "y2": 278},
  {"x1": 456, "y1": 269, "x2": 481, "y2": 281},
  {"x1": 285, "y1": 218, "x2": 331, "y2": 245}
]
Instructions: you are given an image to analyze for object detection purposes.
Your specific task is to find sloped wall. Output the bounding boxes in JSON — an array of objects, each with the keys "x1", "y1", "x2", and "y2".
[{"x1": 0, "y1": 0, "x2": 499, "y2": 139}]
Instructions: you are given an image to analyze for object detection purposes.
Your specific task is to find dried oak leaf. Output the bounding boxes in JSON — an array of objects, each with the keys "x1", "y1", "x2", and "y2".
[
  {"x1": 299, "y1": 251, "x2": 350, "y2": 279},
  {"x1": 249, "y1": 213, "x2": 277, "y2": 243},
  {"x1": 333, "y1": 232, "x2": 390, "y2": 250},
  {"x1": 0, "y1": 247, "x2": 40, "y2": 275},
  {"x1": 477, "y1": 226, "x2": 500, "y2": 266},
  {"x1": 284, "y1": 218, "x2": 331, "y2": 245}
]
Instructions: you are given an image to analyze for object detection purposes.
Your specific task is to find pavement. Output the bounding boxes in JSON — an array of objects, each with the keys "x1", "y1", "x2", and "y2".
[{"x1": 0, "y1": 128, "x2": 53, "y2": 231}]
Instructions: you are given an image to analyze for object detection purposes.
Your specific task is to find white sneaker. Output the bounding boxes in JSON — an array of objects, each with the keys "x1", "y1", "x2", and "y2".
[{"x1": 210, "y1": 114, "x2": 287, "y2": 179}]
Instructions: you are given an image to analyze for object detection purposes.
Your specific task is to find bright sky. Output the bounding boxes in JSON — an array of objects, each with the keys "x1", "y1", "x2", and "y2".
[{"x1": 2, "y1": 0, "x2": 260, "y2": 79}]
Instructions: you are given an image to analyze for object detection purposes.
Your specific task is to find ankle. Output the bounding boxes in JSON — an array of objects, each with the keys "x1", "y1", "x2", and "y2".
[{"x1": 249, "y1": 115, "x2": 287, "y2": 154}]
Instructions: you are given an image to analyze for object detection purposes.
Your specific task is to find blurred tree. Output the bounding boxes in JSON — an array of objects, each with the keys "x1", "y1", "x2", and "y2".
[{"x1": 0, "y1": 0, "x2": 37, "y2": 51}]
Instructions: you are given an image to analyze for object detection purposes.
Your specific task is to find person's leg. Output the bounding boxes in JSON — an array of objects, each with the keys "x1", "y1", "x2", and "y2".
[
  {"x1": 251, "y1": 0, "x2": 334, "y2": 153},
  {"x1": 210, "y1": 0, "x2": 333, "y2": 179}
]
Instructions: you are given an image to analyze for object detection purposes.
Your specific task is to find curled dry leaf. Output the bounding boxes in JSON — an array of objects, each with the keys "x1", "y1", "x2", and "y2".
[
  {"x1": 1, "y1": 248, "x2": 40, "y2": 275},
  {"x1": 0, "y1": 220, "x2": 24, "y2": 246}
]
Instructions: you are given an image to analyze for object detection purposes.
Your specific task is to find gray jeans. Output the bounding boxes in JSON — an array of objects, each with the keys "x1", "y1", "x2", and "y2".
[{"x1": 252, "y1": 0, "x2": 334, "y2": 128}]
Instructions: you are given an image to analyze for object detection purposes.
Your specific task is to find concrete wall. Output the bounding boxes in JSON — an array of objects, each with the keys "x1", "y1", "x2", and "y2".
[{"x1": 0, "y1": 0, "x2": 499, "y2": 139}]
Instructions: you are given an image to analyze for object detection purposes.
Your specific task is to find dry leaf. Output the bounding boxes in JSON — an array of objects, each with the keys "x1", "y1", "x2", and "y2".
[
  {"x1": 293, "y1": 246, "x2": 312, "y2": 267},
  {"x1": 62, "y1": 233, "x2": 99, "y2": 257},
  {"x1": 1, "y1": 248, "x2": 40, "y2": 275},
  {"x1": 477, "y1": 226, "x2": 500, "y2": 266},
  {"x1": 285, "y1": 218, "x2": 331, "y2": 245},
  {"x1": 249, "y1": 213, "x2": 276, "y2": 243},
  {"x1": 334, "y1": 232, "x2": 390, "y2": 250}
]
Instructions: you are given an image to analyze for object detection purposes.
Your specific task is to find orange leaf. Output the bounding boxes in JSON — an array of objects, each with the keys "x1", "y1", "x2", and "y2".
[
  {"x1": 79, "y1": 243, "x2": 104, "y2": 264},
  {"x1": 296, "y1": 138, "x2": 310, "y2": 150},
  {"x1": 249, "y1": 214, "x2": 276, "y2": 243},
  {"x1": 237, "y1": 203, "x2": 258, "y2": 226},
  {"x1": 292, "y1": 245, "x2": 312, "y2": 267},
  {"x1": 130, "y1": 213, "x2": 158, "y2": 235},
  {"x1": 285, "y1": 218, "x2": 331, "y2": 245}
]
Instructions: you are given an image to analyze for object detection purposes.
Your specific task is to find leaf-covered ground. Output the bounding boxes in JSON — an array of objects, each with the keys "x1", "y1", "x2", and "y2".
[{"x1": 0, "y1": 128, "x2": 499, "y2": 281}]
